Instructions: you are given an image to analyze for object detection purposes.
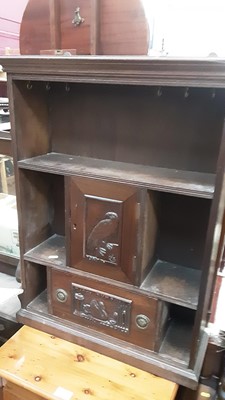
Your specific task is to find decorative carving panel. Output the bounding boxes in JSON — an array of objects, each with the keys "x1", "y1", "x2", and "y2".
[
  {"x1": 72, "y1": 283, "x2": 131, "y2": 333},
  {"x1": 85, "y1": 197, "x2": 122, "y2": 266}
]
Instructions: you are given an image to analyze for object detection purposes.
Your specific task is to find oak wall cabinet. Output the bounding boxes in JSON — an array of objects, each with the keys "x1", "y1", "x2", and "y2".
[{"x1": 1, "y1": 56, "x2": 225, "y2": 389}]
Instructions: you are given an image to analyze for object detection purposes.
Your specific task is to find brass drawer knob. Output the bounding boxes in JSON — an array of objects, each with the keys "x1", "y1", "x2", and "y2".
[
  {"x1": 56, "y1": 289, "x2": 68, "y2": 303},
  {"x1": 135, "y1": 315, "x2": 150, "y2": 330}
]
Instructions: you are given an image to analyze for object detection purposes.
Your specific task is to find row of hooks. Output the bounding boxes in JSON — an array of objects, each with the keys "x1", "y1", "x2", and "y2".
[
  {"x1": 26, "y1": 81, "x2": 217, "y2": 99},
  {"x1": 156, "y1": 86, "x2": 217, "y2": 99},
  {"x1": 26, "y1": 81, "x2": 71, "y2": 92}
]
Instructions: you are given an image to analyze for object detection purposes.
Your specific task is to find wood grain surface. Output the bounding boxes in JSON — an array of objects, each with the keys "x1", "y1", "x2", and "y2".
[{"x1": 0, "y1": 326, "x2": 178, "y2": 400}]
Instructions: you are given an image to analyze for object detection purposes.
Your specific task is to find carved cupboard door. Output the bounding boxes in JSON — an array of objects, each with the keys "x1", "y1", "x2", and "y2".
[{"x1": 66, "y1": 176, "x2": 143, "y2": 284}]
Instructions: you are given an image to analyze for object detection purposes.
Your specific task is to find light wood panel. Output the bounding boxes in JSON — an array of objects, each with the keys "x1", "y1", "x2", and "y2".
[{"x1": 0, "y1": 326, "x2": 178, "y2": 400}]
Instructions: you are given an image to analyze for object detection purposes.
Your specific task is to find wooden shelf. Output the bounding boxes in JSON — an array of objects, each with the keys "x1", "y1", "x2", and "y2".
[
  {"x1": 159, "y1": 319, "x2": 193, "y2": 366},
  {"x1": 24, "y1": 239, "x2": 201, "y2": 310},
  {"x1": 24, "y1": 234, "x2": 65, "y2": 268},
  {"x1": 141, "y1": 260, "x2": 201, "y2": 309},
  {"x1": 27, "y1": 289, "x2": 49, "y2": 314},
  {"x1": 0, "y1": 253, "x2": 19, "y2": 267},
  {"x1": 0, "y1": 131, "x2": 11, "y2": 141},
  {"x1": 18, "y1": 152, "x2": 215, "y2": 199}
]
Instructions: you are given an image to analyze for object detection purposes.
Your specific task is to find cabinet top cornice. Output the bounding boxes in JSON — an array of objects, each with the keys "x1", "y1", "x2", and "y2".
[{"x1": 1, "y1": 56, "x2": 225, "y2": 87}]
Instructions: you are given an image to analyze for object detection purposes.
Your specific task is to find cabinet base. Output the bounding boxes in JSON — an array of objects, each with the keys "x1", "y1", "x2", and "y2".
[{"x1": 17, "y1": 303, "x2": 208, "y2": 389}]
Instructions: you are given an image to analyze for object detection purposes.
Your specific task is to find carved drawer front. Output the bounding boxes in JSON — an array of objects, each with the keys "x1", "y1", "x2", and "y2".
[
  {"x1": 66, "y1": 176, "x2": 158, "y2": 285},
  {"x1": 49, "y1": 269, "x2": 167, "y2": 351}
]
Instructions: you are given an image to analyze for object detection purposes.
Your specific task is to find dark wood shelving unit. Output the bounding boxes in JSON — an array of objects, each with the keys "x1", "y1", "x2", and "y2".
[
  {"x1": 1, "y1": 56, "x2": 225, "y2": 389},
  {"x1": 18, "y1": 152, "x2": 215, "y2": 199}
]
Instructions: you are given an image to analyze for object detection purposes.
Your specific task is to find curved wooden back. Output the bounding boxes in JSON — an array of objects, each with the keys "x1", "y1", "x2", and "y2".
[{"x1": 20, "y1": 0, "x2": 149, "y2": 55}]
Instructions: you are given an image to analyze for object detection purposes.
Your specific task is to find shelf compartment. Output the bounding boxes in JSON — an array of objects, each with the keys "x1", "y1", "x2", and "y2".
[
  {"x1": 27, "y1": 289, "x2": 49, "y2": 315},
  {"x1": 18, "y1": 152, "x2": 215, "y2": 199},
  {"x1": 24, "y1": 234, "x2": 66, "y2": 268},
  {"x1": 141, "y1": 260, "x2": 201, "y2": 309},
  {"x1": 159, "y1": 319, "x2": 193, "y2": 366}
]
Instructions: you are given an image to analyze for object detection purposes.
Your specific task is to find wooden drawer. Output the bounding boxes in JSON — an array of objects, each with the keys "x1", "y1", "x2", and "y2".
[
  {"x1": 66, "y1": 176, "x2": 158, "y2": 285},
  {"x1": 49, "y1": 268, "x2": 168, "y2": 351},
  {"x1": 3, "y1": 382, "x2": 44, "y2": 400}
]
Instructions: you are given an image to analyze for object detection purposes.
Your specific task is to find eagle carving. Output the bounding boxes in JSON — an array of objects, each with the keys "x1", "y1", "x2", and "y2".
[{"x1": 86, "y1": 212, "x2": 119, "y2": 264}]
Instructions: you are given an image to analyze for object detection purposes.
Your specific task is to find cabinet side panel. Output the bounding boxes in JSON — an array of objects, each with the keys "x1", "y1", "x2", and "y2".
[
  {"x1": 139, "y1": 191, "x2": 158, "y2": 283},
  {"x1": 189, "y1": 122, "x2": 225, "y2": 368}
]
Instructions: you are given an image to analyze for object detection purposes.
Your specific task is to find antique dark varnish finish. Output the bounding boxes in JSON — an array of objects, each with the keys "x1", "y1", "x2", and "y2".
[
  {"x1": 67, "y1": 176, "x2": 157, "y2": 284},
  {"x1": 49, "y1": 268, "x2": 166, "y2": 351},
  {"x1": 1, "y1": 56, "x2": 225, "y2": 389}
]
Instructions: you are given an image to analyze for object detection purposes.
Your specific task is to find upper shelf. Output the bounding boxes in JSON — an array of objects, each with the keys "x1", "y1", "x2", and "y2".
[
  {"x1": 2, "y1": 56, "x2": 225, "y2": 88},
  {"x1": 24, "y1": 234, "x2": 65, "y2": 268},
  {"x1": 18, "y1": 152, "x2": 215, "y2": 198}
]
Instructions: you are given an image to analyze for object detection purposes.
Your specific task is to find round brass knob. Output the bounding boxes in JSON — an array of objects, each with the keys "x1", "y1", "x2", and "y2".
[
  {"x1": 135, "y1": 314, "x2": 150, "y2": 330},
  {"x1": 56, "y1": 289, "x2": 68, "y2": 303}
]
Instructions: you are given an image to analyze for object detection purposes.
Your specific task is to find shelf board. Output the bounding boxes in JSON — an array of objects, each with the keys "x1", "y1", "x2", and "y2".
[
  {"x1": 24, "y1": 240, "x2": 201, "y2": 310},
  {"x1": 0, "y1": 252, "x2": 19, "y2": 267},
  {"x1": 18, "y1": 152, "x2": 215, "y2": 199},
  {"x1": 24, "y1": 234, "x2": 66, "y2": 268},
  {"x1": 159, "y1": 319, "x2": 192, "y2": 366},
  {"x1": 27, "y1": 289, "x2": 49, "y2": 314},
  {"x1": 141, "y1": 260, "x2": 201, "y2": 309},
  {"x1": 0, "y1": 131, "x2": 11, "y2": 141}
]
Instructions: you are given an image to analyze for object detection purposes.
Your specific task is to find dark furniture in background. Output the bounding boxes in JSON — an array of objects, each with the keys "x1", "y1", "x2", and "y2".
[
  {"x1": 1, "y1": 56, "x2": 225, "y2": 389},
  {"x1": 19, "y1": 0, "x2": 149, "y2": 56}
]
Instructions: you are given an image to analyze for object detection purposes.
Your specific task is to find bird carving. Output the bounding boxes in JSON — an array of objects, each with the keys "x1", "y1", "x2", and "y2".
[{"x1": 86, "y1": 212, "x2": 119, "y2": 262}]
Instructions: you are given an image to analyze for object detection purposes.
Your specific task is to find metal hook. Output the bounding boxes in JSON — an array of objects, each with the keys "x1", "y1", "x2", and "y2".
[
  {"x1": 65, "y1": 83, "x2": 70, "y2": 92},
  {"x1": 211, "y1": 89, "x2": 216, "y2": 99},
  {"x1": 157, "y1": 87, "x2": 162, "y2": 97},
  {"x1": 26, "y1": 81, "x2": 33, "y2": 90},
  {"x1": 46, "y1": 82, "x2": 51, "y2": 91},
  {"x1": 72, "y1": 7, "x2": 85, "y2": 27},
  {"x1": 184, "y1": 87, "x2": 189, "y2": 98}
]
